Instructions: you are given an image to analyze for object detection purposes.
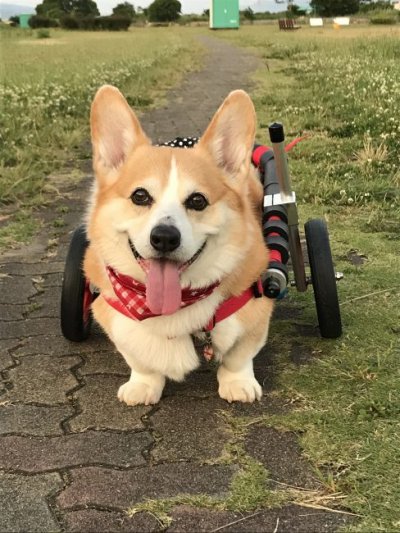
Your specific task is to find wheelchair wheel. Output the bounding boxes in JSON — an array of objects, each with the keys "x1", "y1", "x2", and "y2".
[
  {"x1": 61, "y1": 225, "x2": 92, "y2": 341},
  {"x1": 305, "y1": 219, "x2": 342, "y2": 339}
]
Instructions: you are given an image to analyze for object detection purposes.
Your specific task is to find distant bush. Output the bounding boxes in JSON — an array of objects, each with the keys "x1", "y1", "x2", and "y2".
[
  {"x1": 29, "y1": 15, "x2": 58, "y2": 28},
  {"x1": 97, "y1": 15, "x2": 131, "y2": 30},
  {"x1": 60, "y1": 15, "x2": 80, "y2": 29},
  {"x1": 79, "y1": 15, "x2": 97, "y2": 29},
  {"x1": 60, "y1": 14, "x2": 131, "y2": 30},
  {"x1": 36, "y1": 28, "x2": 50, "y2": 38},
  {"x1": 370, "y1": 10, "x2": 398, "y2": 24},
  {"x1": 9, "y1": 16, "x2": 20, "y2": 27}
]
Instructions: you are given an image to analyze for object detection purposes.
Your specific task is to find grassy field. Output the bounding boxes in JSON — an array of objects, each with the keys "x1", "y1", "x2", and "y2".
[
  {"x1": 215, "y1": 24, "x2": 400, "y2": 532},
  {"x1": 0, "y1": 26, "x2": 203, "y2": 247}
]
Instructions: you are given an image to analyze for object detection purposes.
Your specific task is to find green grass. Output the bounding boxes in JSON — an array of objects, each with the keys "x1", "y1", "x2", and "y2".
[
  {"x1": 0, "y1": 26, "x2": 203, "y2": 248},
  {"x1": 0, "y1": 210, "x2": 40, "y2": 248},
  {"x1": 213, "y1": 25, "x2": 400, "y2": 531}
]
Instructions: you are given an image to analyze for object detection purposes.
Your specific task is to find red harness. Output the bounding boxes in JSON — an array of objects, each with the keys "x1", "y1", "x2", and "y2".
[{"x1": 104, "y1": 267, "x2": 263, "y2": 332}]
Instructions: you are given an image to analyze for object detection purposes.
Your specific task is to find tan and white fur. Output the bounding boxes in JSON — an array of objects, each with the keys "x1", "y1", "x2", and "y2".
[{"x1": 84, "y1": 85, "x2": 274, "y2": 406}]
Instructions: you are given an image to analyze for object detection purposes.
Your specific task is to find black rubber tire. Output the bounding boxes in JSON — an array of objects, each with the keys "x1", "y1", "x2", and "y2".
[
  {"x1": 61, "y1": 225, "x2": 91, "y2": 341},
  {"x1": 305, "y1": 219, "x2": 342, "y2": 338}
]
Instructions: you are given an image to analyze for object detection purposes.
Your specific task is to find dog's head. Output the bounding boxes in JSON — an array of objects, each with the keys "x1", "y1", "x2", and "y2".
[{"x1": 88, "y1": 85, "x2": 263, "y2": 314}]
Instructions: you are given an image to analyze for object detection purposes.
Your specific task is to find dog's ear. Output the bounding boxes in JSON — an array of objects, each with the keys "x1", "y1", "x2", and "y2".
[
  {"x1": 90, "y1": 85, "x2": 149, "y2": 185},
  {"x1": 198, "y1": 90, "x2": 256, "y2": 177}
]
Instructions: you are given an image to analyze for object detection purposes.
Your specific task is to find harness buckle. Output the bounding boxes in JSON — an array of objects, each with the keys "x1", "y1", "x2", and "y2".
[
  {"x1": 252, "y1": 278, "x2": 264, "y2": 298},
  {"x1": 204, "y1": 315, "x2": 216, "y2": 332}
]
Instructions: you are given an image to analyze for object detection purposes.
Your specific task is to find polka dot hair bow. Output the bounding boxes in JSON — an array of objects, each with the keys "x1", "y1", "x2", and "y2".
[{"x1": 160, "y1": 136, "x2": 199, "y2": 148}]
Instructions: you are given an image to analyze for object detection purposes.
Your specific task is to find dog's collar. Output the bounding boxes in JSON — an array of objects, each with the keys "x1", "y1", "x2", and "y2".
[
  {"x1": 104, "y1": 266, "x2": 220, "y2": 321},
  {"x1": 103, "y1": 267, "x2": 263, "y2": 331}
]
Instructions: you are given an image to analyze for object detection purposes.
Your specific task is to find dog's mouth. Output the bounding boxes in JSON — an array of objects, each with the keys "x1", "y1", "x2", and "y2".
[
  {"x1": 128, "y1": 239, "x2": 207, "y2": 316},
  {"x1": 129, "y1": 239, "x2": 206, "y2": 274}
]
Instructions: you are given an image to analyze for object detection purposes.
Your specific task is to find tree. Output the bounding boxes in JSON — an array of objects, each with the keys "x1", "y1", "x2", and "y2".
[
  {"x1": 72, "y1": 0, "x2": 99, "y2": 16},
  {"x1": 36, "y1": 0, "x2": 99, "y2": 19},
  {"x1": 359, "y1": 1, "x2": 393, "y2": 12},
  {"x1": 291, "y1": 4, "x2": 307, "y2": 16},
  {"x1": 36, "y1": 0, "x2": 73, "y2": 19},
  {"x1": 310, "y1": 0, "x2": 360, "y2": 16},
  {"x1": 112, "y1": 2, "x2": 136, "y2": 20},
  {"x1": 147, "y1": 0, "x2": 181, "y2": 22},
  {"x1": 243, "y1": 7, "x2": 255, "y2": 23}
]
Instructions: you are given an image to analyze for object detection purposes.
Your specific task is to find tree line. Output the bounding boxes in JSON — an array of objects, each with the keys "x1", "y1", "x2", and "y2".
[
  {"x1": 9, "y1": 0, "x2": 397, "y2": 30},
  {"x1": 23, "y1": 0, "x2": 182, "y2": 30}
]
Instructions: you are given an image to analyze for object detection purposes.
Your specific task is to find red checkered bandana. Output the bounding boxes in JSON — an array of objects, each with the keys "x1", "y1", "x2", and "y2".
[{"x1": 105, "y1": 267, "x2": 219, "y2": 321}]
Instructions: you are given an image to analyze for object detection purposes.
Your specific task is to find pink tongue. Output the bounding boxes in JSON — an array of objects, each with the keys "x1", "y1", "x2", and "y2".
[{"x1": 145, "y1": 260, "x2": 182, "y2": 315}]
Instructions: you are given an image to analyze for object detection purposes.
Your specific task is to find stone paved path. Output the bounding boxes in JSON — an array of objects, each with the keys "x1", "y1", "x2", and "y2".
[{"x1": 0, "y1": 37, "x2": 352, "y2": 532}]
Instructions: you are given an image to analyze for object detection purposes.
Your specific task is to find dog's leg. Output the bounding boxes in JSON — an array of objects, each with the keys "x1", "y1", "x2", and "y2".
[
  {"x1": 118, "y1": 367, "x2": 165, "y2": 406},
  {"x1": 217, "y1": 326, "x2": 268, "y2": 403},
  {"x1": 116, "y1": 340, "x2": 165, "y2": 407}
]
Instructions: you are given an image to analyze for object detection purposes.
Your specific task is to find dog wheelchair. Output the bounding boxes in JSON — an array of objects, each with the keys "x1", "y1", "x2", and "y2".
[{"x1": 60, "y1": 122, "x2": 342, "y2": 342}]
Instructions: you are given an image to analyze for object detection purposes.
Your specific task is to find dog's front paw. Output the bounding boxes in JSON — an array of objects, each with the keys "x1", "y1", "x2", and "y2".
[
  {"x1": 118, "y1": 380, "x2": 162, "y2": 406},
  {"x1": 218, "y1": 377, "x2": 262, "y2": 403}
]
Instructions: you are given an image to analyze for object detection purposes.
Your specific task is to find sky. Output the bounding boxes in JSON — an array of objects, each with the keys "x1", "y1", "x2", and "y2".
[{"x1": 4, "y1": 0, "x2": 310, "y2": 16}]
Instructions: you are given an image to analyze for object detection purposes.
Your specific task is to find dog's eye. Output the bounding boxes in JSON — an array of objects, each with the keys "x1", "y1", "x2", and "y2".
[
  {"x1": 185, "y1": 193, "x2": 208, "y2": 211},
  {"x1": 131, "y1": 188, "x2": 153, "y2": 206}
]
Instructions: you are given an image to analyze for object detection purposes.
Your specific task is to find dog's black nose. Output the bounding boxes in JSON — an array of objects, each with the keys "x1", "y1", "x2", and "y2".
[{"x1": 150, "y1": 224, "x2": 181, "y2": 253}]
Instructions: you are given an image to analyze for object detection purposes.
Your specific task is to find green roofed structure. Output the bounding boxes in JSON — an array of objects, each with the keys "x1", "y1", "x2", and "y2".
[
  {"x1": 19, "y1": 14, "x2": 32, "y2": 28},
  {"x1": 209, "y1": 0, "x2": 239, "y2": 29}
]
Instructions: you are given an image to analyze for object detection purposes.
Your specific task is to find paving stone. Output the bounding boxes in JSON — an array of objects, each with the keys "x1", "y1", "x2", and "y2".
[
  {"x1": 57, "y1": 463, "x2": 236, "y2": 510},
  {"x1": 0, "y1": 234, "x2": 48, "y2": 262},
  {"x1": 0, "y1": 276, "x2": 37, "y2": 304},
  {"x1": 0, "y1": 352, "x2": 14, "y2": 373},
  {"x1": 0, "y1": 339, "x2": 18, "y2": 371},
  {"x1": 0, "y1": 404, "x2": 74, "y2": 436},
  {"x1": 163, "y1": 363, "x2": 218, "y2": 398},
  {"x1": 0, "y1": 431, "x2": 152, "y2": 472},
  {"x1": 42, "y1": 272, "x2": 63, "y2": 287},
  {"x1": 0, "y1": 304, "x2": 26, "y2": 321},
  {"x1": 4, "y1": 354, "x2": 81, "y2": 404},
  {"x1": 13, "y1": 333, "x2": 109, "y2": 357},
  {"x1": 167, "y1": 505, "x2": 240, "y2": 533},
  {"x1": 228, "y1": 394, "x2": 289, "y2": 418},
  {"x1": 167, "y1": 504, "x2": 354, "y2": 532},
  {"x1": 150, "y1": 396, "x2": 229, "y2": 463},
  {"x1": 0, "y1": 471, "x2": 63, "y2": 533},
  {"x1": 253, "y1": 344, "x2": 278, "y2": 391},
  {"x1": 70, "y1": 375, "x2": 149, "y2": 432},
  {"x1": 0, "y1": 261, "x2": 64, "y2": 276},
  {"x1": 28, "y1": 289, "x2": 60, "y2": 319},
  {"x1": 80, "y1": 351, "x2": 128, "y2": 376},
  {"x1": 0, "y1": 318, "x2": 60, "y2": 340},
  {"x1": 63, "y1": 510, "x2": 160, "y2": 532},
  {"x1": 245, "y1": 426, "x2": 321, "y2": 490}
]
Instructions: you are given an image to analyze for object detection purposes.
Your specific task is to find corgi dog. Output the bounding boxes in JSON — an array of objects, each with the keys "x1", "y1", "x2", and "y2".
[{"x1": 84, "y1": 85, "x2": 274, "y2": 406}]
